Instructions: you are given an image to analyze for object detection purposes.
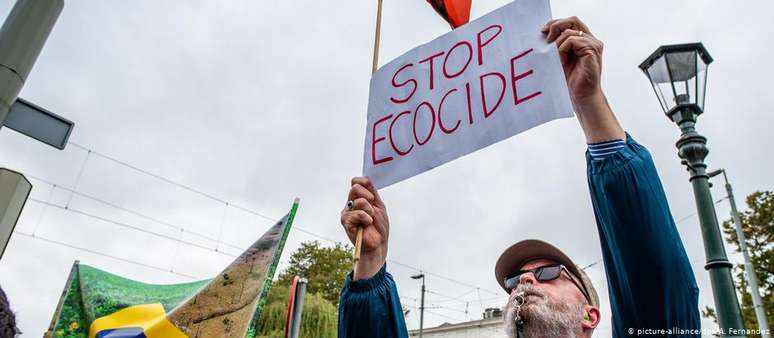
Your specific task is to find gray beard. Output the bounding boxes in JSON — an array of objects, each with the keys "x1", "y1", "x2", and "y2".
[{"x1": 503, "y1": 284, "x2": 584, "y2": 338}]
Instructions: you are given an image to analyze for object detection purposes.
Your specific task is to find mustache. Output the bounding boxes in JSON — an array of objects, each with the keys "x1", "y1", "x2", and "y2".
[
  {"x1": 513, "y1": 284, "x2": 545, "y2": 300},
  {"x1": 505, "y1": 284, "x2": 545, "y2": 312}
]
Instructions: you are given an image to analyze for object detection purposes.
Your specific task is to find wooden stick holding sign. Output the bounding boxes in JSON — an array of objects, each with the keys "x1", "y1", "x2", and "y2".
[
  {"x1": 371, "y1": 0, "x2": 383, "y2": 74},
  {"x1": 354, "y1": 0, "x2": 384, "y2": 266}
]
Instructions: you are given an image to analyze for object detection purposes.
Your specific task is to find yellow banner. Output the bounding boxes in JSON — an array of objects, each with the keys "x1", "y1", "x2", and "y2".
[{"x1": 88, "y1": 303, "x2": 187, "y2": 338}]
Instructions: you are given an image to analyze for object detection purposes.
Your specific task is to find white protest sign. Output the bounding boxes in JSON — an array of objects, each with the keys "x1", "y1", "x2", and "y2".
[{"x1": 362, "y1": 0, "x2": 573, "y2": 188}]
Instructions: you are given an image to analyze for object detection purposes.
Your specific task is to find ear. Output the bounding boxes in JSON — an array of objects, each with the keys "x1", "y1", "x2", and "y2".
[{"x1": 581, "y1": 305, "x2": 600, "y2": 330}]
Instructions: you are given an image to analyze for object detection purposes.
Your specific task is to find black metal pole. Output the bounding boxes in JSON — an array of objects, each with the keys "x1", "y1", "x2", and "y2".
[
  {"x1": 419, "y1": 276, "x2": 425, "y2": 338},
  {"x1": 709, "y1": 169, "x2": 771, "y2": 337}
]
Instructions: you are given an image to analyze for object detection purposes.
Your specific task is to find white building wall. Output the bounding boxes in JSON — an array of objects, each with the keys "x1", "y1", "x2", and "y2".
[{"x1": 409, "y1": 319, "x2": 507, "y2": 338}]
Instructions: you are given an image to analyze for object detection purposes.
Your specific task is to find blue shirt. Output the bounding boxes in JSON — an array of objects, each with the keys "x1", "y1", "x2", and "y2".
[
  {"x1": 338, "y1": 264, "x2": 409, "y2": 338},
  {"x1": 338, "y1": 135, "x2": 700, "y2": 337}
]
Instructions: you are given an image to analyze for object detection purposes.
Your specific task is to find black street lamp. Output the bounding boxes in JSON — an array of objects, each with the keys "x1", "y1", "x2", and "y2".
[
  {"x1": 411, "y1": 273, "x2": 426, "y2": 338},
  {"x1": 639, "y1": 43, "x2": 745, "y2": 335},
  {"x1": 640, "y1": 43, "x2": 711, "y2": 117}
]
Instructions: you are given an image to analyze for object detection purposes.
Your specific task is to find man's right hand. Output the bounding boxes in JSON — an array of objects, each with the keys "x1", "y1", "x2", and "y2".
[
  {"x1": 542, "y1": 16, "x2": 625, "y2": 143},
  {"x1": 341, "y1": 177, "x2": 390, "y2": 280}
]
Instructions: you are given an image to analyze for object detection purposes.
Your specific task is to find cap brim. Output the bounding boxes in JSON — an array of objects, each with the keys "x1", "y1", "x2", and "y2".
[{"x1": 494, "y1": 239, "x2": 598, "y2": 307}]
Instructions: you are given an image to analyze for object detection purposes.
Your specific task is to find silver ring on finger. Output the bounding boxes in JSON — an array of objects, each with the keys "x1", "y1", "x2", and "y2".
[
  {"x1": 578, "y1": 31, "x2": 584, "y2": 37},
  {"x1": 346, "y1": 200, "x2": 354, "y2": 210}
]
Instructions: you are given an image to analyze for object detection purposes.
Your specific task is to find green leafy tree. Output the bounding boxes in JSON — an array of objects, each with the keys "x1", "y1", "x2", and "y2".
[
  {"x1": 251, "y1": 284, "x2": 336, "y2": 338},
  {"x1": 250, "y1": 241, "x2": 351, "y2": 338},
  {"x1": 702, "y1": 191, "x2": 773, "y2": 337},
  {"x1": 277, "y1": 241, "x2": 353, "y2": 306}
]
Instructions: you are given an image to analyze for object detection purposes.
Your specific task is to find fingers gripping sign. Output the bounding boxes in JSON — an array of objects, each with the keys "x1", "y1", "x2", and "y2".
[
  {"x1": 542, "y1": 16, "x2": 623, "y2": 143},
  {"x1": 341, "y1": 177, "x2": 390, "y2": 280},
  {"x1": 541, "y1": 16, "x2": 592, "y2": 42},
  {"x1": 542, "y1": 16, "x2": 604, "y2": 106}
]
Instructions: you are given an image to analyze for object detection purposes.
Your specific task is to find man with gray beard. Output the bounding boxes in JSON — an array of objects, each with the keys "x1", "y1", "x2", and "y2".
[
  {"x1": 504, "y1": 283, "x2": 585, "y2": 337},
  {"x1": 497, "y1": 243, "x2": 600, "y2": 338},
  {"x1": 338, "y1": 16, "x2": 700, "y2": 338}
]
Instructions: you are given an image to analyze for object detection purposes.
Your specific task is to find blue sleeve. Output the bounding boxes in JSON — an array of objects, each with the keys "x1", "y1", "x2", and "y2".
[
  {"x1": 586, "y1": 134, "x2": 701, "y2": 337},
  {"x1": 338, "y1": 264, "x2": 409, "y2": 338}
]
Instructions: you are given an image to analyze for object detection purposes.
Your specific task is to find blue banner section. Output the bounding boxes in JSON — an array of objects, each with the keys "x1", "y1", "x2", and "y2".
[{"x1": 96, "y1": 327, "x2": 147, "y2": 338}]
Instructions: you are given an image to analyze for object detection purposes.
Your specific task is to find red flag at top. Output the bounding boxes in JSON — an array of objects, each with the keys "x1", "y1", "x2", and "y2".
[{"x1": 426, "y1": 0, "x2": 471, "y2": 29}]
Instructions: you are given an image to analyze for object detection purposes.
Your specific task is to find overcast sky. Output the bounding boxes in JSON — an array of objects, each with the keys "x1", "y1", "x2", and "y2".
[{"x1": 1, "y1": 0, "x2": 772, "y2": 337}]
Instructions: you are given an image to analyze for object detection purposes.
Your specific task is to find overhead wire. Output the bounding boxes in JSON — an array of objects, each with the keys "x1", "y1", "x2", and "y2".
[
  {"x1": 68, "y1": 141, "x2": 508, "y2": 298},
  {"x1": 21, "y1": 177, "x2": 718, "y2": 323},
  {"x1": 21, "y1": 142, "x2": 507, "y2": 307},
  {"x1": 404, "y1": 304, "x2": 467, "y2": 323},
  {"x1": 27, "y1": 197, "x2": 240, "y2": 258},
  {"x1": 65, "y1": 149, "x2": 91, "y2": 209},
  {"x1": 13, "y1": 231, "x2": 201, "y2": 280},
  {"x1": 68, "y1": 142, "x2": 277, "y2": 223},
  {"x1": 388, "y1": 259, "x2": 501, "y2": 296},
  {"x1": 425, "y1": 288, "x2": 476, "y2": 304},
  {"x1": 14, "y1": 140, "x2": 731, "y2": 325},
  {"x1": 26, "y1": 174, "x2": 246, "y2": 252},
  {"x1": 406, "y1": 197, "x2": 730, "y2": 318},
  {"x1": 424, "y1": 302, "x2": 469, "y2": 314}
]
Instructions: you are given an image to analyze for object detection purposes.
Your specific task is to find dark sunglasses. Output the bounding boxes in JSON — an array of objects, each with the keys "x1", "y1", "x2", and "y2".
[{"x1": 504, "y1": 264, "x2": 590, "y2": 302}]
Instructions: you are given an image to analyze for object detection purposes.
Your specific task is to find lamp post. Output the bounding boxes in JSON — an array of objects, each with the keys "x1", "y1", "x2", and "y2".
[
  {"x1": 1, "y1": 0, "x2": 70, "y2": 262},
  {"x1": 411, "y1": 273, "x2": 426, "y2": 338},
  {"x1": 708, "y1": 169, "x2": 771, "y2": 338},
  {"x1": 639, "y1": 43, "x2": 745, "y2": 334}
]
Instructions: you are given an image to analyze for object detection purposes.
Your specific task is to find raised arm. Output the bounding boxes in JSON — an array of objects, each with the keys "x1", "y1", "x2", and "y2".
[
  {"x1": 544, "y1": 17, "x2": 700, "y2": 335},
  {"x1": 338, "y1": 177, "x2": 408, "y2": 338}
]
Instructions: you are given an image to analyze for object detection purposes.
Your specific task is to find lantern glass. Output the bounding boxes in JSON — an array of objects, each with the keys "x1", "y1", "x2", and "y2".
[
  {"x1": 640, "y1": 43, "x2": 712, "y2": 115},
  {"x1": 645, "y1": 55, "x2": 673, "y2": 113},
  {"x1": 696, "y1": 55, "x2": 708, "y2": 110}
]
